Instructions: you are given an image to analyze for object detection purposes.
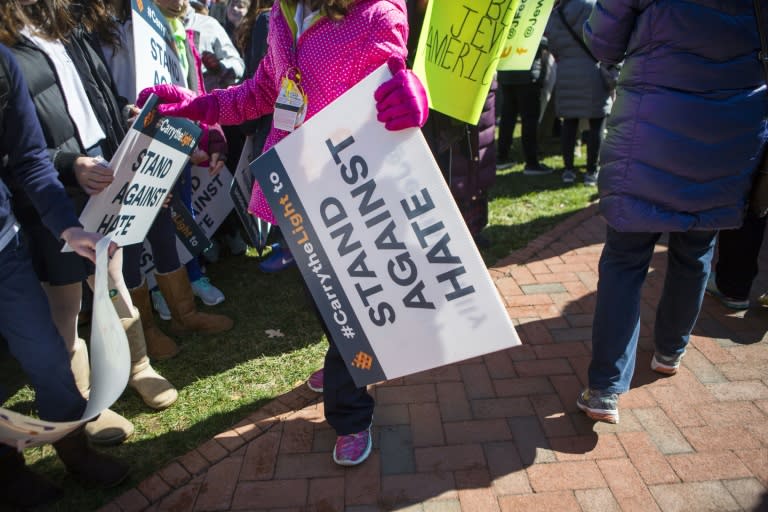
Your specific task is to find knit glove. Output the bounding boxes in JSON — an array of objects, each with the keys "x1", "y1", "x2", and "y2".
[
  {"x1": 137, "y1": 85, "x2": 221, "y2": 126},
  {"x1": 374, "y1": 55, "x2": 429, "y2": 131}
]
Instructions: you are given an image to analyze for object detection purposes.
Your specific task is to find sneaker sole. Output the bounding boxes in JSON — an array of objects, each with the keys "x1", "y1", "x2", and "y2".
[
  {"x1": 705, "y1": 287, "x2": 750, "y2": 310},
  {"x1": 195, "y1": 295, "x2": 225, "y2": 306},
  {"x1": 523, "y1": 170, "x2": 554, "y2": 176},
  {"x1": 332, "y1": 434, "x2": 372, "y2": 466},
  {"x1": 307, "y1": 381, "x2": 323, "y2": 393},
  {"x1": 650, "y1": 357, "x2": 679, "y2": 375},
  {"x1": 154, "y1": 310, "x2": 171, "y2": 321},
  {"x1": 576, "y1": 400, "x2": 619, "y2": 424}
]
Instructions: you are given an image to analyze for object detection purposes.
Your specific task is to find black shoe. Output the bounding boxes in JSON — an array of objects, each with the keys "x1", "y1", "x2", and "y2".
[
  {"x1": 495, "y1": 154, "x2": 515, "y2": 170},
  {"x1": 473, "y1": 233, "x2": 491, "y2": 249},
  {"x1": 0, "y1": 450, "x2": 63, "y2": 509},
  {"x1": 523, "y1": 163, "x2": 554, "y2": 176},
  {"x1": 53, "y1": 428, "x2": 130, "y2": 488}
]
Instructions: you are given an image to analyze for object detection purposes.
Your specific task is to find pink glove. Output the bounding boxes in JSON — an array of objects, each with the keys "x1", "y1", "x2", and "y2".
[
  {"x1": 155, "y1": 94, "x2": 221, "y2": 125},
  {"x1": 374, "y1": 55, "x2": 429, "y2": 131},
  {"x1": 136, "y1": 84, "x2": 196, "y2": 108}
]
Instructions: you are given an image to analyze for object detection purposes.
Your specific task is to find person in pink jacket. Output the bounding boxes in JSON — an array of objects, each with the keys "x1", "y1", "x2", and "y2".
[{"x1": 140, "y1": 0, "x2": 427, "y2": 466}]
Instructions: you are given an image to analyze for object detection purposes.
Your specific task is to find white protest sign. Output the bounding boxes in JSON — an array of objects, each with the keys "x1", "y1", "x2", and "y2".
[
  {"x1": 78, "y1": 96, "x2": 201, "y2": 247},
  {"x1": 250, "y1": 65, "x2": 520, "y2": 387},
  {"x1": 188, "y1": 165, "x2": 234, "y2": 236},
  {"x1": 131, "y1": 0, "x2": 186, "y2": 99},
  {"x1": 174, "y1": 165, "x2": 233, "y2": 259},
  {"x1": 0, "y1": 239, "x2": 130, "y2": 449}
]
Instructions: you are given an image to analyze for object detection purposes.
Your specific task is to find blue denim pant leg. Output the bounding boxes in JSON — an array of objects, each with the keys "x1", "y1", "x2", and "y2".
[
  {"x1": 589, "y1": 227, "x2": 660, "y2": 393},
  {"x1": 654, "y1": 230, "x2": 717, "y2": 357},
  {"x1": 0, "y1": 235, "x2": 86, "y2": 424}
]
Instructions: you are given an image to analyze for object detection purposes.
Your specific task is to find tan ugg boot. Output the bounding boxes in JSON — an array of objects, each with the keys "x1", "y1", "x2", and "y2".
[
  {"x1": 123, "y1": 307, "x2": 178, "y2": 410},
  {"x1": 129, "y1": 280, "x2": 180, "y2": 360},
  {"x1": 70, "y1": 339, "x2": 134, "y2": 446},
  {"x1": 155, "y1": 267, "x2": 234, "y2": 334}
]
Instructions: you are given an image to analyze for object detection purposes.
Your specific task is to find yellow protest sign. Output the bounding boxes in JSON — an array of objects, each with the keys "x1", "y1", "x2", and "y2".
[
  {"x1": 497, "y1": 0, "x2": 555, "y2": 71},
  {"x1": 413, "y1": 0, "x2": 519, "y2": 125}
]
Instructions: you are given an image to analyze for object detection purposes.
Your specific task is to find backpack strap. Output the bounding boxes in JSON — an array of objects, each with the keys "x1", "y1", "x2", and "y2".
[{"x1": 557, "y1": 5, "x2": 598, "y2": 63}]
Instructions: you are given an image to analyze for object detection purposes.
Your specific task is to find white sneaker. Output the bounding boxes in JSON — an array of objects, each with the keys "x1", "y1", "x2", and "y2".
[
  {"x1": 151, "y1": 289, "x2": 171, "y2": 320},
  {"x1": 191, "y1": 277, "x2": 225, "y2": 306}
]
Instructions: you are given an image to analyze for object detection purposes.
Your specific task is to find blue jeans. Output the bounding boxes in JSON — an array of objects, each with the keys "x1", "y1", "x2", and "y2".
[
  {"x1": 589, "y1": 227, "x2": 717, "y2": 393},
  {"x1": 0, "y1": 234, "x2": 85, "y2": 455}
]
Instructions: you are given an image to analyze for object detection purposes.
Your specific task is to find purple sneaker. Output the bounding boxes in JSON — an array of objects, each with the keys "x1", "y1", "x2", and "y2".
[
  {"x1": 333, "y1": 425, "x2": 372, "y2": 466},
  {"x1": 307, "y1": 369, "x2": 323, "y2": 393},
  {"x1": 259, "y1": 243, "x2": 295, "y2": 273}
]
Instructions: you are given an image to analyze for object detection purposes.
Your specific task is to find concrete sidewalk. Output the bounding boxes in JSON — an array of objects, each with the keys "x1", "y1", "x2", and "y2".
[{"x1": 103, "y1": 204, "x2": 768, "y2": 512}]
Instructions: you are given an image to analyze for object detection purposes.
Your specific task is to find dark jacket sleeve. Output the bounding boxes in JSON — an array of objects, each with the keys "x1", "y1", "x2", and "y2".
[
  {"x1": 584, "y1": 0, "x2": 643, "y2": 64},
  {"x1": 0, "y1": 45, "x2": 80, "y2": 238}
]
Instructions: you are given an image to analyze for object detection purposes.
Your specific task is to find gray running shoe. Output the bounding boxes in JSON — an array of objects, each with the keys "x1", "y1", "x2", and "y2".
[
  {"x1": 577, "y1": 388, "x2": 619, "y2": 423},
  {"x1": 651, "y1": 351, "x2": 685, "y2": 375}
]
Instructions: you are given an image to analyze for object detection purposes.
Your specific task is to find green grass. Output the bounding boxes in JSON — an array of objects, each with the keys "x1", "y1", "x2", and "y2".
[{"x1": 0, "y1": 133, "x2": 598, "y2": 510}]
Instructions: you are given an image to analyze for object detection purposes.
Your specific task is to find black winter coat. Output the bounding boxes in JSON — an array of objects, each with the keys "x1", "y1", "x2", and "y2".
[{"x1": 8, "y1": 29, "x2": 126, "y2": 228}]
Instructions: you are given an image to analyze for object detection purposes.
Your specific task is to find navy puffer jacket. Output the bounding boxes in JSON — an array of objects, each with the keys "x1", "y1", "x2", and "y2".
[{"x1": 585, "y1": 0, "x2": 767, "y2": 232}]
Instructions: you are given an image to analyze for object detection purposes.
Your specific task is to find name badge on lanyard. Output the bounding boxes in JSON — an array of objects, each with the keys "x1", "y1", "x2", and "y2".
[{"x1": 274, "y1": 74, "x2": 308, "y2": 132}]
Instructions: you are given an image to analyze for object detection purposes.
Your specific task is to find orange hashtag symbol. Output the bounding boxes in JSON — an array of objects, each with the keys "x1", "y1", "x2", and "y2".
[{"x1": 351, "y1": 352, "x2": 373, "y2": 370}]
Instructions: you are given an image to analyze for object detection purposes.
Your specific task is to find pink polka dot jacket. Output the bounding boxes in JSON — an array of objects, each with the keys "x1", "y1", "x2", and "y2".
[{"x1": 209, "y1": 0, "x2": 408, "y2": 223}]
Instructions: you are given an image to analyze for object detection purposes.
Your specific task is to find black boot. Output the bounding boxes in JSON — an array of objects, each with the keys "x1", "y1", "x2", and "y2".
[
  {"x1": 0, "y1": 449, "x2": 62, "y2": 509},
  {"x1": 53, "y1": 428, "x2": 130, "y2": 488}
]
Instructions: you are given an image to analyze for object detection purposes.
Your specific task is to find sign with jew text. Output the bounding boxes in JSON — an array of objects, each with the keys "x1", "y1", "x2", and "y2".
[
  {"x1": 78, "y1": 96, "x2": 201, "y2": 247},
  {"x1": 413, "y1": 0, "x2": 519, "y2": 125},
  {"x1": 250, "y1": 64, "x2": 520, "y2": 387},
  {"x1": 497, "y1": 0, "x2": 554, "y2": 71}
]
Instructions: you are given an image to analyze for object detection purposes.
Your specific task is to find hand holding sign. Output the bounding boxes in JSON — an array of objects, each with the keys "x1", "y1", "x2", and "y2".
[
  {"x1": 136, "y1": 83, "x2": 196, "y2": 109},
  {"x1": 76, "y1": 95, "x2": 201, "y2": 247},
  {"x1": 60, "y1": 227, "x2": 115, "y2": 263},
  {"x1": 374, "y1": 56, "x2": 429, "y2": 131},
  {"x1": 74, "y1": 156, "x2": 114, "y2": 195},
  {"x1": 138, "y1": 84, "x2": 221, "y2": 125},
  {"x1": 156, "y1": 94, "x2": 220, "y2": 125}
]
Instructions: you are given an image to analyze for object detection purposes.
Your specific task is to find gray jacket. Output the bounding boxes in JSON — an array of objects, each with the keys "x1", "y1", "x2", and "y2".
[{"x1": 545, "y1": 0, "x2": 612, "y2": 118}]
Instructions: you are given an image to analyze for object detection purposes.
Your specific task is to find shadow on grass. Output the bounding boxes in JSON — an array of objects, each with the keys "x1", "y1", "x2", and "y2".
[{"x1": 19, "y1": 397, "x2": 282, "y2": 512}]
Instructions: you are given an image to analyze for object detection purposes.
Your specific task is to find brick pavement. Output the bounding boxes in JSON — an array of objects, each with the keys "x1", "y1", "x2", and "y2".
[{"x1": 103, "y1": 204, "x2": 768, "y2": 512}]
